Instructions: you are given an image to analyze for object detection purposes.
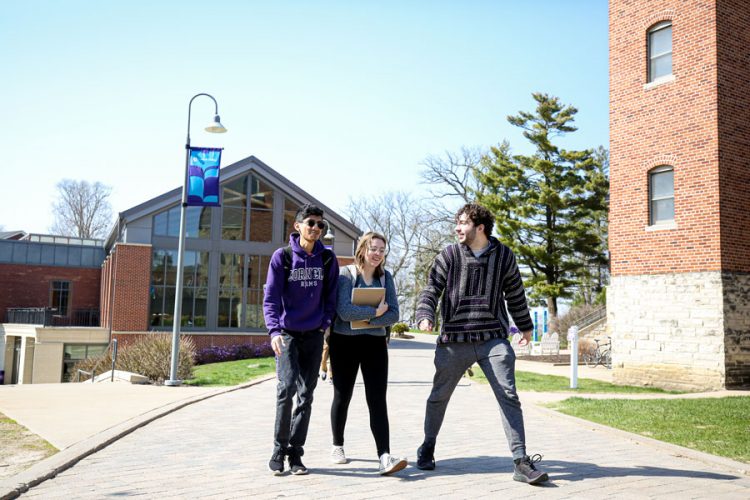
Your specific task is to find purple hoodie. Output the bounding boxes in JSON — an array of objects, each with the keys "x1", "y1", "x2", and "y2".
[{"x1": 263, "y1": 233, "x2": 339, "y2": 337}]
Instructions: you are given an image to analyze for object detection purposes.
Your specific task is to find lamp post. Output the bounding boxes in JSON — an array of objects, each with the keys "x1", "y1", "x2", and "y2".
[{"x1": 165, "y1": 93, "x2": 227, "y2": 386}]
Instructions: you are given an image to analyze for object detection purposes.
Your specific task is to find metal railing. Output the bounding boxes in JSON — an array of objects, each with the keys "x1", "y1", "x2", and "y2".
[
  {"x1": 576, "y1": 305, "x2": 606, "y2": 329},
  {"x1": 5, "y1": 307, "x2": 100, "y2": 327},
  {"x1": 75, "y1": 339, "x2": 119, "y2": 383}
]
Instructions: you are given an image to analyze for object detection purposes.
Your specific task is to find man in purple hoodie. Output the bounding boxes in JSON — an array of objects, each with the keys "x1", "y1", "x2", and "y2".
[{"x1": 264, "y1": 203, "x2": 339, "y2": 476}]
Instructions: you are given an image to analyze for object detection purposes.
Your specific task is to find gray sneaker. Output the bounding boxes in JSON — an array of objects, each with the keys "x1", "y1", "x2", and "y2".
[
  {"x1": 268, "y1": 451, "x2": 285, "y2": 475},
  {"x1": 379, "y1": 453, "x2": 408, "y2": 475},
  {"x1": 513, "y1": 454, "x2": 549, "y2": 484}
]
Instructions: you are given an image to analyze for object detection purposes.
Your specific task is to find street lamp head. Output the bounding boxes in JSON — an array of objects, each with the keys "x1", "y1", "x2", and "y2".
[
  {"x1": 322, "y1": 219, "x2": 335, "y2": 243},
  {"x1": 205, "y1": 114, "x2": 227, "y2": 133}
]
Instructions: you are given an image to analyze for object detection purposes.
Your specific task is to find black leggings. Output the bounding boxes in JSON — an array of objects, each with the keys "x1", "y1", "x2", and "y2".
[{"x1": 329, "y1": 332, "x2": 390, "y2": 456}]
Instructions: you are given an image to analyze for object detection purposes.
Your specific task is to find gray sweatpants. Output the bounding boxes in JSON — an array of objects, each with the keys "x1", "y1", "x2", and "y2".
[{"x1": 423, "y1": 337, "x2": 527, "y2": 460}]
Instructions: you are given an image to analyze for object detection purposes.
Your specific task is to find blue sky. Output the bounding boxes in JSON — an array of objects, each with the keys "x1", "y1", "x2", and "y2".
[{"x1": 0, "y1": 0, "x2": 609, "y2": 234}]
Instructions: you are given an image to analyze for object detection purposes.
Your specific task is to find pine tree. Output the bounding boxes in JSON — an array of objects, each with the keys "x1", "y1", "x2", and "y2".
[{"x1": 475, "y1": 93, "x2": 608, "y2": 320}]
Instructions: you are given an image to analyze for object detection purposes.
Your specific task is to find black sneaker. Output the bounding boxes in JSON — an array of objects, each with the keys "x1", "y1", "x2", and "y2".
[
  {"x1": 268, "y1": 451, "x2": 285, "y2": 475},
  {"x1": 288, "y1": 449, "x2": 308, "y2": 475},
  {"x1": 513, "y1": 454, "x2": 549, "y2": 484},
  {"x1": 416, "y1": 443, "x2": 435, "y2": 470}
]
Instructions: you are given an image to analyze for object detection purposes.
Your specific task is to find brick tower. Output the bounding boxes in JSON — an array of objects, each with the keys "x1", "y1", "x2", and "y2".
[{"x1": 608, "y1": 0, "x2": 750, "y2": 390}]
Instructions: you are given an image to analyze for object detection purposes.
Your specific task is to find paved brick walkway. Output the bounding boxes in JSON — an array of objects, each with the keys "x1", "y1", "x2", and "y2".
[{"x1": 21, "y1": 335, "x2": 750, "y2": 499}]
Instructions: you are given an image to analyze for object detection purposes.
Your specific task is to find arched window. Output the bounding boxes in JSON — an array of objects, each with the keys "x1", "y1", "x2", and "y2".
[
  {"x1": 648, "y1": 21, "x2": 672, "y2": 82},
  {"x1": 649, "y1": 166, "x2": 674, "y2": 225}
]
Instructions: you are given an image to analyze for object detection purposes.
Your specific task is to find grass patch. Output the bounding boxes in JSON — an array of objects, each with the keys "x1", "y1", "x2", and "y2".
[
  {"x1": 550, "y1": 397, "x2": 750, "y2": 463},
  {"x1": 470, "y1": 369, "x2": 676, "y2": 393},
  {"x1": 184, "y1": 357, "x2": 276, "y2": 386},
  {"x1": 0, "y1": 413, "x2": 57, "y2": 480}
]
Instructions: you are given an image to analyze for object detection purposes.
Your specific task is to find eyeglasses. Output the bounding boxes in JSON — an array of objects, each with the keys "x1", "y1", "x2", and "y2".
[
  {"x1": 302, "y1": 219, "x2": 326, "y2": 229},
  {"x1": 368, "y1": 247, "x2": 386, "y2": 255}
]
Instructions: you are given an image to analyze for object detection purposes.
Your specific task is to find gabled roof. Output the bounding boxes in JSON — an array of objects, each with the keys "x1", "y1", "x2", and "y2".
[{"x1": 106, "y1": 155, "x2": 361, "y2": 246}]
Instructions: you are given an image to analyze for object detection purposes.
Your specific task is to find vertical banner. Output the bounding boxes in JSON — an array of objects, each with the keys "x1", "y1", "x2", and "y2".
[{"x1": 187, "y1": 147, "x2": 223, "y2": 206}]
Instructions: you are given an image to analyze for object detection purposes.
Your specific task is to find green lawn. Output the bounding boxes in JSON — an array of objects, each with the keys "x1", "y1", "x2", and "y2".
[
  {"x1": 184, "y1": 357, "x2": 276, "y2": 386},
  {"x1": 550, "y1": 397, "x2": 750, "y2": 463},
  {"x1": 471, "y1": 369, "x2": 676, "y2": 393}
]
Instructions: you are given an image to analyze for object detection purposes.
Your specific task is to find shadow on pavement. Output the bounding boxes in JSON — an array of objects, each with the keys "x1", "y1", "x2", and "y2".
[
  {"x1": 388, "y1": 339, "x2": 436, "y2": 351},
  {"x1": 308, "y1": 455, "x2": 742, "y2": 483}
]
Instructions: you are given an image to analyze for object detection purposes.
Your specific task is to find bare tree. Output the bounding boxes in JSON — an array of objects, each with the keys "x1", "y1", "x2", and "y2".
[
  {"x1": 50, "y1": 180, "x2": 113, "y2": 239},
  {"x1": 347, "y1": 192, "x2": 421, "y2": 281},
  {"x1": 346, "y1": 192, "x2": 455, "y2": 324},
  {"x1": 420, "y1": 146, "x2": 488, "y2": 203}
]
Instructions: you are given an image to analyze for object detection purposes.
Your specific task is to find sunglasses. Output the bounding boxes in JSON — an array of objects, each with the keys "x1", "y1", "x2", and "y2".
[{"x1": 302, "y1": 219, "x2": 326, "y2": 229}]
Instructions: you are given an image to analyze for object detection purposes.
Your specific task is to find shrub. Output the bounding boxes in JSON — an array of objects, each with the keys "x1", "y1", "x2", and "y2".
[
  {"x1": 70, "y1": 334, "x2": 196, "y2": 384},
  {"x1": 390, "y1": 322, "x2": 409, "y2": 335},
  {"x1": 194, "y1": 342, "x2": 273, "y2": 365}
]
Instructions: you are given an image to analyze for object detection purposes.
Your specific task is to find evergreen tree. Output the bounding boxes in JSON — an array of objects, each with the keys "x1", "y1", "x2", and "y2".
[{"x1": 475, "y1": 93, "x2": 608, "y2": 320}]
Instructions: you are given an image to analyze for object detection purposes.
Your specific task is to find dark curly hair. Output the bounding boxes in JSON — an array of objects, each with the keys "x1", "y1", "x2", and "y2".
[
  {"x1": 455, "y1": 203, "x2": 493, "y2": 238},
  {"x1": 295, "y1": 203, "x2": 324, "y2": 222}
]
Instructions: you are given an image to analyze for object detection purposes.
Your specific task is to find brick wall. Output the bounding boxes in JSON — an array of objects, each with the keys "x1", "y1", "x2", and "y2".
[
  {"x1": 716, "y1": 0, "x2": 750, "y2": 272},
  {"x1": 0, "y1": 263, "x2": 100, "y2": 321},
  {"x1": 609, "y1": 0, "x2": 722, "y2": 276},
  {"x1": 101, "y1": 243, "x2": 152, "y2": 332},
  {"x1": 609, "y1": 0, "x2": 750, "y2": 390}
]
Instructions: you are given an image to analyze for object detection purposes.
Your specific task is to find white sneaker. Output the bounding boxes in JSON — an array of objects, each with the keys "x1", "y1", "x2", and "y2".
[
  {"x1": 379, "y1": 453, "x2": 408, "y2": 475},
  {"x1": 330, "y1": 445, "x2": 347, "y2": 464}
]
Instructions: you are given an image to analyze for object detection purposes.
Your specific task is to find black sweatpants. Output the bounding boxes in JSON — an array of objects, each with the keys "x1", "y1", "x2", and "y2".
[{"x1": 329, "y1": 332, "x2": 390, "y2": 457}]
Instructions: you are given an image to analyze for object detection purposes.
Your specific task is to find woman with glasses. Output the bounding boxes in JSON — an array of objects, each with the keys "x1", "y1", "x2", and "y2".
[{"x1": 328, "y1": 231, "x2": 407, "y2": 475}]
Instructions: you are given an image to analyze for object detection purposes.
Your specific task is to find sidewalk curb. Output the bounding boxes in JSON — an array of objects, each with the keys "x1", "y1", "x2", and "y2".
[
  {"x1": 0, "y1": 375, "x2": 276, "y2": 500},
  {"x1": 528, "y1": 397, "x2": 750, "y2": 477}
]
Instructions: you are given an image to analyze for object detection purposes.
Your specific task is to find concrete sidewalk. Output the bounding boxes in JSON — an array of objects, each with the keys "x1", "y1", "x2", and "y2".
[
  {"x1": 2, "y1": 333, "x2": 750, "y2": 499},
  {"x1": 0, "y1": 382, "x2": 219, "y2": 450}
]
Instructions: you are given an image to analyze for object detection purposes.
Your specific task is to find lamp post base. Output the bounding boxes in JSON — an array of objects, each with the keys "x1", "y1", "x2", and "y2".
[{"x1": 164, "y1": 379, "x2": 182, "y2": 387}]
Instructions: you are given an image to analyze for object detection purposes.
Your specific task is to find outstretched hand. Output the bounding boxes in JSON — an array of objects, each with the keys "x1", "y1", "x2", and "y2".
[{"x1": 518, "y1": 330, "x2": 532, "y2": 345}]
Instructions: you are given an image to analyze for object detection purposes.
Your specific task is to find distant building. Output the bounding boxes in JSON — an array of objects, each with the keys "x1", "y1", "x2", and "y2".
[
  {"x1": 608, "y1": 0, "x2": 750, "y2": 390},
  {"x1": 1, "y1": 155, "x2": 359, "y2": 383}
]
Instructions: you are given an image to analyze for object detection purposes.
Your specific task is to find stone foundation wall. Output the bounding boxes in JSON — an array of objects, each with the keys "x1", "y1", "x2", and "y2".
[
  {"x1": 607, "y1": 272, "x2": 726, "y2": 391},
  {"x1": 723, "y1": 272, "x2": 750, "y2": 388}
]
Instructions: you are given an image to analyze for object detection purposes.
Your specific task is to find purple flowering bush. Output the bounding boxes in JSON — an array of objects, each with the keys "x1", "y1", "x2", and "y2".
[{"x1": 195, "y1": 342, "x2": 274, "y2": 365}]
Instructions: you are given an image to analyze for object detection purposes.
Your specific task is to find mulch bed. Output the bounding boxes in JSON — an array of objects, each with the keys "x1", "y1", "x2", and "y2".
[{"x1": 516, "y1": 354, "x2": 573, "y2": 365}]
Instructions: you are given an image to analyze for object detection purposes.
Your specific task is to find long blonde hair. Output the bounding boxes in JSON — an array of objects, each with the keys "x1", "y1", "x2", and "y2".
[{"x1": 354, "y1": 231, "x2": 387, "y2": 279}]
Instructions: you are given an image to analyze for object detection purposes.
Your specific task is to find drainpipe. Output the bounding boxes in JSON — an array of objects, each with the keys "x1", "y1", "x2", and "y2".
[{"x1": 107, "y1": 217, "x2": 121, "y2": 345}]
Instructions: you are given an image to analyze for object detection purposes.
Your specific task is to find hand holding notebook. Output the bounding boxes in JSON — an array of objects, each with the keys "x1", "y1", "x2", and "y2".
[{"x1": 350, "y1": 287, "x2": 385, "y2": 329}]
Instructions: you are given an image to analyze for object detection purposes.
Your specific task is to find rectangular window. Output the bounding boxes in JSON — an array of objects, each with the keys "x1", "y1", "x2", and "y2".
[
  {"x1": 50, "y1": 280, "x2": 70, "y2": 316},
  {"x1": 218, "y1": 253, "x2": 244, "y2": 328},
  {"x1": 243, "y1": 254, "x2": 270, "y2": 329},
  {"x1": 62, "y1": 344, "x2": 108, "y2": 382},
  {"x1": 284, "y1": 198, "x2": 299, "y2": 242},
  {"x1": 222, "y1": 176, "x2": 248, "y2": 241},
  {"x1": 250, "y1": 176, "x2": 274, "y2": 242},
  {"x1": 150, "y1": 249, "x2": 207, "y2": 328},
  {"x1": 648, "y1": 22, "x2": 672, "y2": 82},
  {"x1": 649, "y1": 167, "x2": 674, "y2": 225},
  {"x1": 153, "y1": 206, "x2": 211, "y2": 239}
]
